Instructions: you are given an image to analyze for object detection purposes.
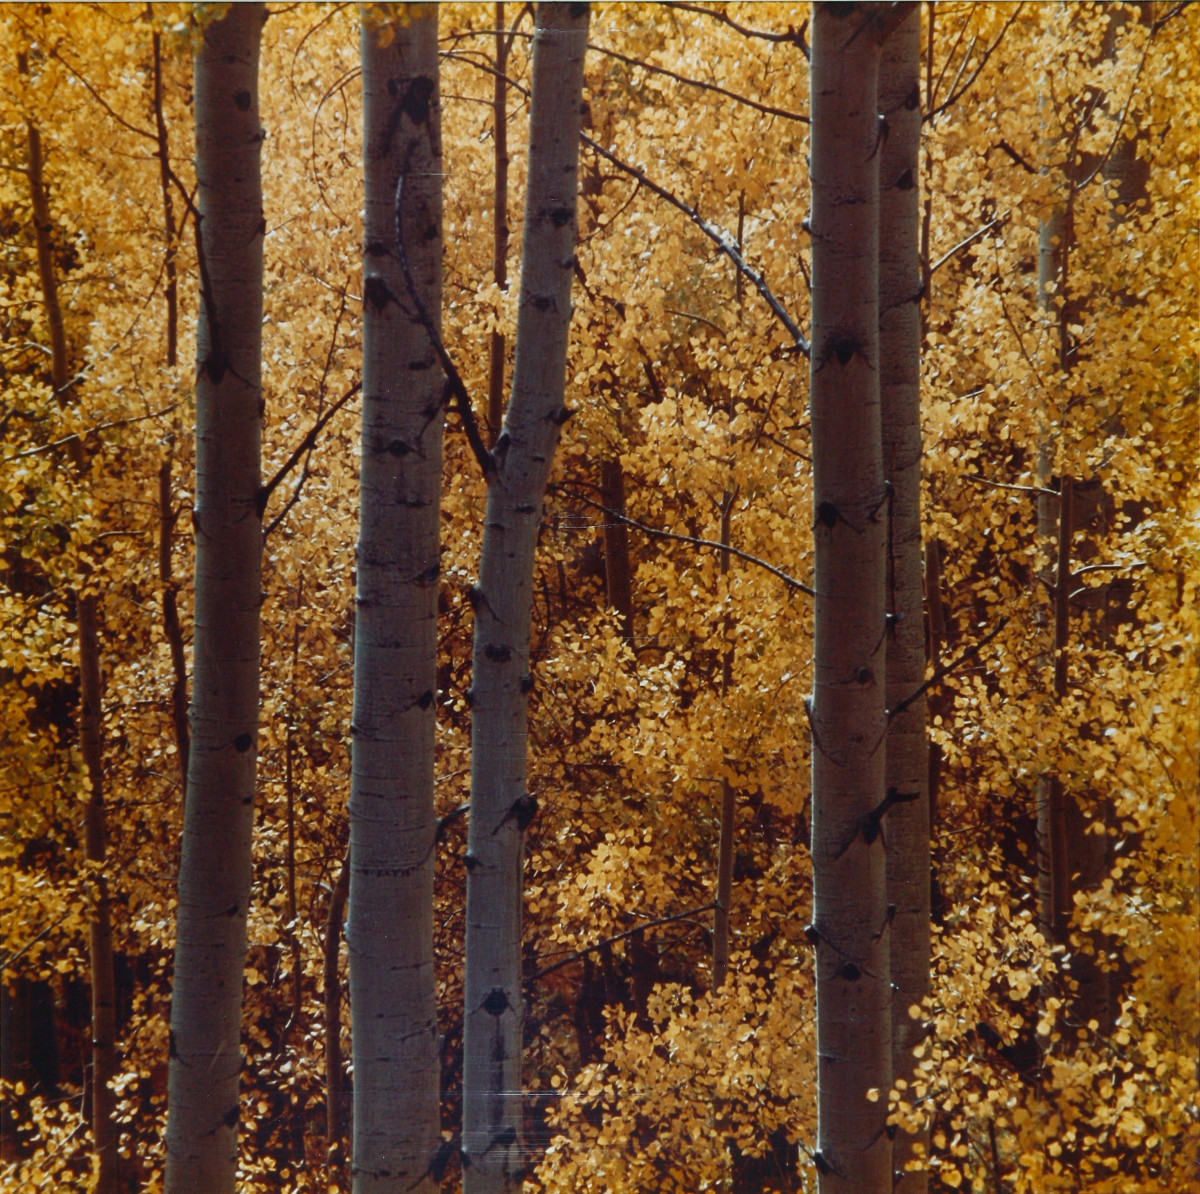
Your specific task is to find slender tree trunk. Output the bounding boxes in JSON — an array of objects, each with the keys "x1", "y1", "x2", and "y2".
[
  {"x1": 284, "y1": 580, "x2": 304, "y2": 1041},
  {"x1": 152, "y1": 25, "x2": 190, "y2": 796},
  {"x1": 159, "y1": 455, "x2": 190, "y2": 795},
  {"x1": 325, "y1": 847, "x2": 351, "y2": 1185},
  {"x1": 712, "y1": 496, "x2": 736, "y2": 992},
  {"x1": 600, "y1": 457, "x2": 634, "y2": 643},
  {"x1": 461, "y1": 7, "x2": 589, "y2": 1190},
  {"x1": 878, "y1": 9, "x2": 928, "y2": 1191},
  {"x1": 809, "y1": 6, "x2": 890, "y2": 1190},
  {"x1": 25, "y1": 102, "x2": 118, "y2": 1194},
  {"x1": 488, "y1": 1, "x2": 512, "y2": 444},
  {"x1": 165, "y1": 7, "x2": 265, "y2": 1191},
  {"x1": 347, "y1": 11, "x2": 443, "y2": 1193}
]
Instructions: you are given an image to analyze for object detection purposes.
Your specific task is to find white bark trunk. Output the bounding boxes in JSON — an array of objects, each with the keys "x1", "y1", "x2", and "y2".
[
  {"x1": 878, "y1": 10, "x2": 928, "y2": 1191},
  {"x1": 809, "y1": 5, "x2": 890, "y2": 1191},
  {"x1": 461, "y1": 6, "x2": 589, "y2": 1191},
  {"x1": 165, "y1": 7, "x2": 265, "y2": 1191},
  {"x1": 347, "y1": 10, "x2": 443, "y2": 1193}
]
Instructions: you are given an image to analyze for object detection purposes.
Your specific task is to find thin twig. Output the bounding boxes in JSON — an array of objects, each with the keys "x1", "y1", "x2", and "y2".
[
  {"x1": 931, "y1": 212, "x2": 1009, "y2": 275},
  {"x1": 526, "y1": 902, "x2": 718, "y2": 983},
  {"x1": 963, "y1": 474, "x2": 1058, "y2": 498},
  {"x1": 259, "y1": 381, "x2": 361, "y2": 528},
  {"x1": 582, "y1": 135, "x2": 810, "y2": 356},
  {"x1": 5, "y1": 403, "x2": 180, "y2": 463},
  {"x1": 663, "y1": 2, "x2": 810, "y2": 55},
  {"x1": 889, "y1": 616, "x2": 1010, "y2": 719},
  {"x1": 926, "y1": 4, "x2": 1025, "y2": 122},
  {"x1": 593, "y1": 41, "x2": 808, "y2": 123},
  {"x1": 565, "y1": 490, "x2": 815, "y2": 597}
]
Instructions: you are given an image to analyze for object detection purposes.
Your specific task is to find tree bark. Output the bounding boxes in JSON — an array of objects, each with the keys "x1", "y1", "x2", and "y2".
[
  {"x1": 165, "y1": 7, "x2": 265, "y2": 1191},
  {"x1": 347, "y1": 10, "x2": 443, "y2": 1193},
  {"x1": 488, "y1": 1, "x2": 512, "y2": 444},
  {"x1": 461, "y1": 7, "x2": 589, "y2": 1190},
  {"x1": 25, "y1": 99, "x2": 118, "y2": 1194},
  {"x1": 878, "y1": 9, "x2": 928, "y2": 1191},
  {"x1": 809, "y1": 6, "x2": 891, "y2": 1191}
]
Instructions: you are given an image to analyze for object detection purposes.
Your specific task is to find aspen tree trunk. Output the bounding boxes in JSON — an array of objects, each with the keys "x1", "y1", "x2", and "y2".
[
  {"x1": 809, "y1": 6, "x2": 890, "y2": 1190},
  {"x1": 878, "y1": 10, "x2": 928, "y2": 1191},
  {"x1": 25, "y1": 110, "x2": 118, "y2": 1194},
  {"x1": 488, "y1": 0, "x2": 511, "y2": 443},
  {"x1": 347, "y1": 11, "x2": 443, "y2": 1193},
  {"x1": 461, "y1": 7, "x2": 589, "y2": 1190},
  {"x1": 165, "y1": 7, "x2": 265, "y2": 1191}
]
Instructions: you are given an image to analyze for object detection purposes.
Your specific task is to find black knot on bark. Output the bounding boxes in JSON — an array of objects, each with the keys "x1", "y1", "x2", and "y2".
[
  {"x1": 402, "y1": 76, "x2": 435, "y2": 125},
  {"x1": 234, "y1": 90, "x2": 251, "y2": 112},
  {"x1": 416, "y1": 690, "x2": 434, "y2": 709},
  {"x1": 838, "y1": 962, "x2": 862, "y2": 982},
  {"x1": 484, "y1": 643, "x2": 511, "y2": 663},
  {"x1": 482, "y1": 987, "x2": 510, "y2": 1017},
  {"x1": 233, "y1": 732, "x2": 253, "y2": 752},
  {"x1": 896, "y1": 168, "x2": 915, "y2": 191},
  {"x1": 549, "y1": 206, "x2": 573, "y2": 228},
  {"x1": 388, "y1": 439, "x2": 410, "y2": 457}
]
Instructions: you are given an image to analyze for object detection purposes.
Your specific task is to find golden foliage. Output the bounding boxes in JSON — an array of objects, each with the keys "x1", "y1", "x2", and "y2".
[{"x1": 0, "y1": 3, "x2": 1195, "y2": 1192}]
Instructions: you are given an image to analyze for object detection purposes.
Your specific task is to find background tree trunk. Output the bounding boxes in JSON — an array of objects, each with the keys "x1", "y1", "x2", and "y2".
[
  {"x1": 346, "y1": 10, "x2": 443, "y2": 1192},
  {"x1": 324, "y1": 848, "x2": 351, "y2": 1185},
  {"x1": 878, "y1": 9, "x2": 928, "y2": 1191},
  {"x1": 165, "y1": 7, "x2": 265, "y2": 1191},
  {"x1": 25, "y1": 102, "x2": 118, "y2": 1194},
  {"x1": 461, "y1": 6, "x2": 589, "y2": 1190},
  {"x1": 809, "y1": 5, "x2": 891, "y2": 1190}
]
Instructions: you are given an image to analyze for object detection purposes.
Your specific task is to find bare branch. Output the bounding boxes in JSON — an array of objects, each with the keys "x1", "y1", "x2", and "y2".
[
  {"x1": 926, "y1": 5, "x2": 1025, "y2": 122},
  {"x1": 258, "y1": 381, "x2": 361, "y2": 525},
  {"x1": 582, "y1": 135, "x2": 810, "y2": 356},
  {"x1": 5, "y1": 403, "x2": 180, "y2": 463},
  {"x1": 593, "y1": 41, "x2": 808, "y2": 123},
  {"x1": 931, "y1": 212, "x2": 1009, "y2": 274},
  {"x1": 564, "y1": 489, "x2": 816, "y2": 597},
  {"x1": 526, "y1": 902, "x2": 718, "y2": 983},
  {"x1": 889, "y1": 616, "x2": 1011, "y2": 719},
  {"x1": 663, "y1": 3, "x2": 810, "y2": 55}
]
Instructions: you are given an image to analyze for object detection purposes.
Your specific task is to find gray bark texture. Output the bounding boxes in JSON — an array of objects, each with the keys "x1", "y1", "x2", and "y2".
[
  {"x1": 347, "y1": 10, "x2": 443, "y2": 1193},
  {"x1": 878, "y1": 9, "x2": 929, "y2": 1192},
  {"x1": 165, "y1": 6, "x2": 265, "y2": 1191},
  {"x1": 809, "y1": 5, "x2": 891, "y2": 1191},
  {"x1": 461, "y1": 6, "x2": 589, "y2": 1191}
]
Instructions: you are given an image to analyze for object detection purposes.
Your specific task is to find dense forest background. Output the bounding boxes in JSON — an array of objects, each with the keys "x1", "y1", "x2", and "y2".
[{"x1": 1, "y1": 3, "x2": 1196, "y2": 1193}]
